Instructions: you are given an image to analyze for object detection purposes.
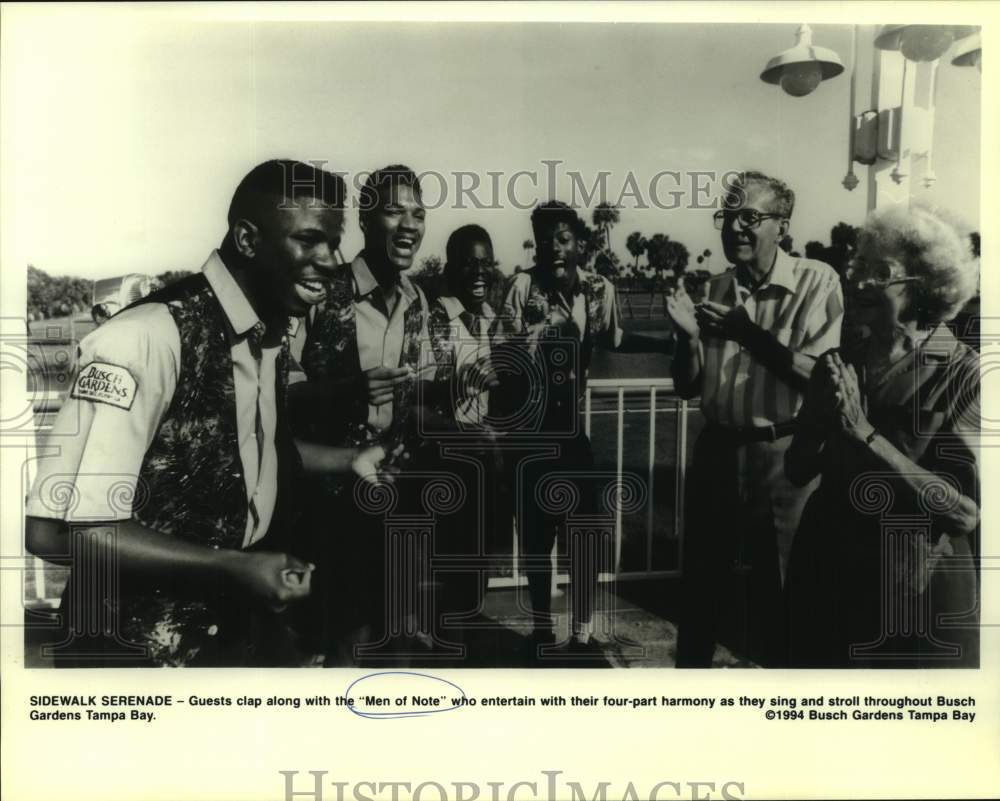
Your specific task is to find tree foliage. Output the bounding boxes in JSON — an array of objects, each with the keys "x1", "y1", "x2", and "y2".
[
  {"x1": 27, "y1": 265, "x2": 93, "y2": 321},
  {"x1": 645, "y1": 234, "x2": 689, "y2": 280},
  {"x1": 577, "y1": 222, "x2": 607, "y2": 268},
  {"x1": 804, "y1": 241, "x2": 826, "y2": 260},
  {"x1": 800, "y1": 222, "x2": 860, "y2": 276},
  {"x1": 592, "y1": 202, "x2": 620, "y2": 255},
  {"x1": 626, "y1": 231, "x2": 647, "y2": 271},
  {"x1": 156, "y1": 269, "x2": 194, "y2": 287},
  {"x1": 683, "y1": 269, "x2": 712, "y2": 301},
  {"x1": 593, "y1": 251, "x2": 620, "y2": 280}
]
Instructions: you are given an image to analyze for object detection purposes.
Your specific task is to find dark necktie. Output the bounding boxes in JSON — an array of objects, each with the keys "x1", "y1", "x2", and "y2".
[{"x1": 460, "y1": 311, "x2": 481, "y2": 342}]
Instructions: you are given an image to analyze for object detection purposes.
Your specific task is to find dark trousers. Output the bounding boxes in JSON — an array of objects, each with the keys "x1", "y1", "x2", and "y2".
[
  {"x1": 297, "y1": 450, "x2": 485, "y2": 662},
  {"x1": 676, "y1": 425, "x2": 814, "y2": 667},
  {"x1": 786, "y1": 491, "x2": 980, "y2": 668},
  {"x1": 517, "y1": 431, "x2": 600, "y2": 635},
  {"x1": 295, "y1": 475, "x2": 390, "y2": 657},
  {"x1": 421, "y1": 438, "x2": 511, "y2": 649}
]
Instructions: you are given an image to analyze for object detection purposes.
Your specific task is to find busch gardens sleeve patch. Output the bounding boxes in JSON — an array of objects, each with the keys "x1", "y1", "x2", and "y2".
[{"x1": 71, "y1": 361, "x2": 137, "y2": 410}]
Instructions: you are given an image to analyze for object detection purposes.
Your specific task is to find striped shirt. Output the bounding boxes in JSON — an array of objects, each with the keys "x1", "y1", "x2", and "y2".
[{"x1": 699, "y1": 249, "x2": 843, "y2": 426}]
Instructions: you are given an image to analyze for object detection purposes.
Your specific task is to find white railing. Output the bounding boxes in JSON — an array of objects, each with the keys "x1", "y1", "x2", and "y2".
[
  {"x1": 488, "y1": 377, "x2": 689, "y2": 589},
  {"x1": 585, "y1": 377, "x2": 688, "y2": 580}
]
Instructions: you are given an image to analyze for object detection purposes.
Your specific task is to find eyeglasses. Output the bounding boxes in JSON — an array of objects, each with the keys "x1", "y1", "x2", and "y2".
[
  {"x1": 713, "y1": 208, "x2": 785, "y2": 231},
  {"x1": 844, "y1": 259, "x2": 919, "y2": 292}
]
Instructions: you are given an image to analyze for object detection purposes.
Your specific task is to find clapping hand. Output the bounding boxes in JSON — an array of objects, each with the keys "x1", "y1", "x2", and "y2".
[
  {"x1": 826, "y1": 352, "x2": 874, "y2": 443},
  {"x1": 694, "y1": 300, "x2": 752, "y2": 344},
  {"x1": 665, "y1": 285, "x2": 699, "y2": 339}
]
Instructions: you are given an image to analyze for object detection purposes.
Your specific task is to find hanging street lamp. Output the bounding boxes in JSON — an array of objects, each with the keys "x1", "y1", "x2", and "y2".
[
  {"x1": 760, "y1": 23, "x2": 845, "y2": 97},
  {"x1": 875, "y1": 24, "x2": 980, "y2": 63},
  {"x1": 951, "y1": 31, "x2": 982, "y2": 72}
]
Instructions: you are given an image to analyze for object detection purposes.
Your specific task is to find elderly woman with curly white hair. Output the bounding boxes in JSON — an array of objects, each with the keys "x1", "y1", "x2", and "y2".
[{"x1": 785, "y1": 204, "x2": 980, "y2": 668}]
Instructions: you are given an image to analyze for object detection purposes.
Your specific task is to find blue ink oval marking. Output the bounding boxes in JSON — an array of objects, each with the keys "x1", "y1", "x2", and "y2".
[{"x1": 344, "y1": 672, "x2": 467, "y2": 719}]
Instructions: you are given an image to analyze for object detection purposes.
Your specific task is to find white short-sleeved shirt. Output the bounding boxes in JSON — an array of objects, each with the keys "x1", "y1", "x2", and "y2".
[{"x1": 26, "y1": 251, "x2": 282, "y2": 547}]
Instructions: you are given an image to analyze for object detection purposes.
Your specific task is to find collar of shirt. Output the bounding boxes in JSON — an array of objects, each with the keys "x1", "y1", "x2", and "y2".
[
  {"x1": 767, "y1": 249, "x2": 797, "y2": 292},
  {"x1": 861, "y1": 323, "x2": 960, "y2": 395},
  {"x1": 919, "y1": 323, "x2": 962, "y2": 361},
  {"x1": 862, "y1": 323, "x2": 965, "y2": 415},
  {"x1": 534, "y1": 267, "x2": 583, "y2": 299},
  {"x1": 732, "y1": 249, "x2": 797, "y2": 299},
  {"x1": 438, "y1": 295, "x2": 496, "y2": 324},
  {"x1": 202, "y1": 250, "x2": 266, "y2": 345},
  {"x1": 351, "y1": 251, "x2": 419, "y2": 307}
]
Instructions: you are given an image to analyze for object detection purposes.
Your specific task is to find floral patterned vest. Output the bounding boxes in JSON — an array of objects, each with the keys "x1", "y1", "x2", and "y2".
[
  {"x1": 132, "y1": 273, "x2": 300, "y2": 548},
  {"x1": 299, "y1": 262, "x2": 426, "y2": 449},
  {"x1": 71, "y1": 274, "x2": 304, "y2": 666},
  {"x1": 519, "y1": 268, "x2": 610, "y2": 388}
]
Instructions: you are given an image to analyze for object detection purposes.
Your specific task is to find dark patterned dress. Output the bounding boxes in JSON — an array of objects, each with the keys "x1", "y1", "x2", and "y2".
[{"x1": 786, "y1": 325, "x2": 980, "y2": 668}]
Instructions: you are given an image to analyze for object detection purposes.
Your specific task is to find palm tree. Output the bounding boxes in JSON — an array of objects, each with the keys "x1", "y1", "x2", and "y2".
[
  {"x1": 410, "y1": 255, "x2": 445, "y2": 298},
  {"x1": 625, "y1": 231, "x2": 646, "y2": 276},
  {"x1": 578, "y1": 222, "x2": 605, "y2": 267},
  {"x1": 592, "y1": 202, "x2": 620, "y2": 256},
  {"x1": 646, "y1": 233, "x2": 670, "y2": 276},
  {"x1": 645, "y1": 234, "x2": 671, "y2": 318},
  {"x1": 828, "y1": 222, "x2": 859, "y2": 276},
  {"x1": 662, "y1": 240, "x2": 690, "y2": 280}
]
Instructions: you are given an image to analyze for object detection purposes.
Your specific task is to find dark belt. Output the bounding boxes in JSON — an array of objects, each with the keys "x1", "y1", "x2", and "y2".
[{"x1": 707, "y1": 420, "x2": 798, "y2": 443}]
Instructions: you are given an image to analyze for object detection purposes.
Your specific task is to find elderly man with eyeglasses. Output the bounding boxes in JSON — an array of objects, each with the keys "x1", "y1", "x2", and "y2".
[{"x1": 666, "y1": 170, "x2": 844, "y2": 667}]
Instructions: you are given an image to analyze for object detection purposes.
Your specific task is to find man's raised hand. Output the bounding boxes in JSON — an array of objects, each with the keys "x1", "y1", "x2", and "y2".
[
  {"x1": 695, "y1": 300, "x2": 752, "y2": 344},
  {"x1": 665, "y1": 285, "x2": 699, "y2": 339},
  {"x1": 351, "y1": 442, "x2": 408, "y2": 485}
]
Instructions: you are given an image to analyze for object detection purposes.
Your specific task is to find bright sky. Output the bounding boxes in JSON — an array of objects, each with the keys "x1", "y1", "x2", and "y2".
[{"x1": 1, "y1": 8, "x2": 982, "y2": 281}]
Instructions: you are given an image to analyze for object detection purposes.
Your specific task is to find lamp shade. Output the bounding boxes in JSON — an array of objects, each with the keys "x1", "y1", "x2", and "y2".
[
  {"x1": 760, "y1": 24, "x2": 844, "y2": 96},
  {"x1": 952, "y1": 32, "x2": 982, "y2": 69},
  {"x1": 876, "y1": 25, "x2": 979, "y2": 62}
]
